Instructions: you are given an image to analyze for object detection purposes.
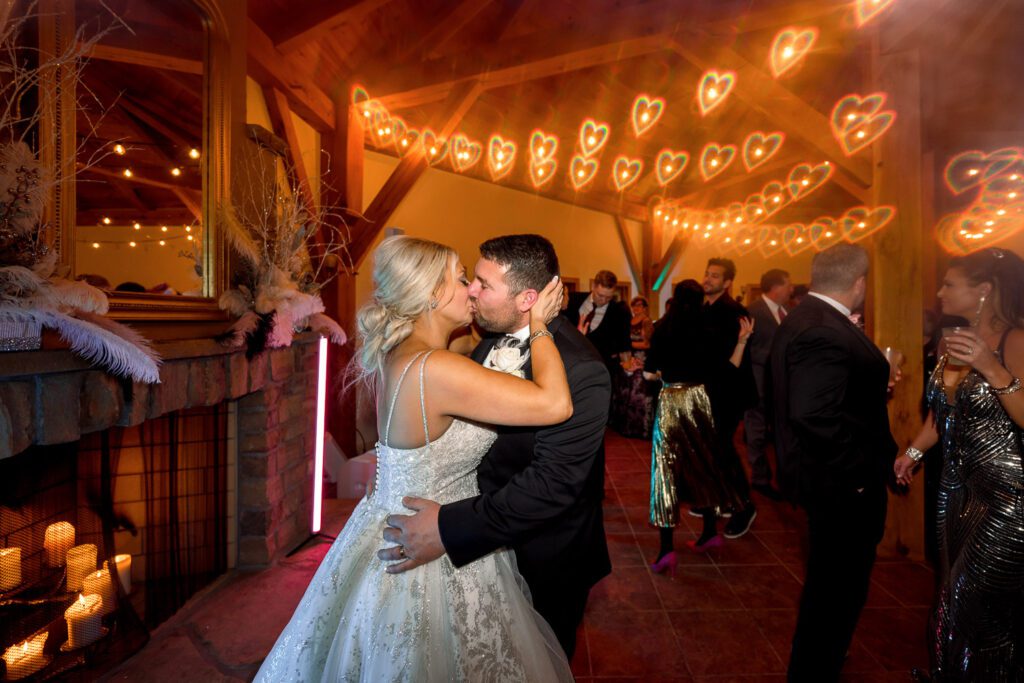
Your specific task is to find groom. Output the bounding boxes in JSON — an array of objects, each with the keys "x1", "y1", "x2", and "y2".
[{"x1": 379, "y1": 234, "x2": 612, "y2": 658}]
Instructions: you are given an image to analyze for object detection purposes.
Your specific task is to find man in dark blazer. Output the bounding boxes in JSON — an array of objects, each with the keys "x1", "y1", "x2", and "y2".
[
  {"x1": 743, "y1": 268, "x2": 793, "y2": 499},
  {"x1": 380, "y1": 235, "x2": 612, "y2": 659},
  {"x1": 565, "y1": 270, "x2": 632, "y2": 370},
  {"x1": 769, "y1": 244, "x2": 898, "y2": 682}
]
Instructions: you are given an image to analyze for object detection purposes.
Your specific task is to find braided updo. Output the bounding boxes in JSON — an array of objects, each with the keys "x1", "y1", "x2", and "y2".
[{"x1": 355, "y1": 236, "x2": 458, "y2": 380}]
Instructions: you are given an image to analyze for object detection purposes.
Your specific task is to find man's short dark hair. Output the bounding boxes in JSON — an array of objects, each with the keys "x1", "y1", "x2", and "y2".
[
  {"x1": 594, "y1": 270, "x2": 618, "y2": 288},
  {"x1": 479, "y1": 234, "x2": 559, "y2": 295},
  {"x1": 707, "y1": 257, "x2": 736, "y2": 283},
  {"x1": 760, "y1": 268, "x2": 790, "y2": 293},
  {"x1": 811, "y1": 243, "x2": 869, "y2": 293}
]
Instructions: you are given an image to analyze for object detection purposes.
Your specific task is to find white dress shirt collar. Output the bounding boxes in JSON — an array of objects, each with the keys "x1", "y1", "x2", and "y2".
[
  {"x1": 808, "y1": 291, "x2": 852, "y2": 317},
  {"x1": 508, "y1": 323, "x2": 531, "y2": 343},
  {"x1": 762, "y1": 296, "x2": 784, "y2": 323}
]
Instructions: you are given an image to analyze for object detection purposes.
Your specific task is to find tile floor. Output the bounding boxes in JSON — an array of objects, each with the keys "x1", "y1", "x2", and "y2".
[{"x1": 102, "y1": 430, "x2": 931, "y2": 681}]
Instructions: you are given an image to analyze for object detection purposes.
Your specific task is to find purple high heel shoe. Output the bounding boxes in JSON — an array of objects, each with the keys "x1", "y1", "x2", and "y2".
[
  {"x1": 685, "y1": 534, "x2": 724, "y2": 553},
  {"x1": 650, "y1": 551, "x2": 678, "y2": 578}
]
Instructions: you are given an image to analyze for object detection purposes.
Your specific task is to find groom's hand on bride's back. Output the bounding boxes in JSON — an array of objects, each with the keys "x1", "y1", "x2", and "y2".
[{"x1": 378, "y1": 497, "x2": 445, "y2": 573}]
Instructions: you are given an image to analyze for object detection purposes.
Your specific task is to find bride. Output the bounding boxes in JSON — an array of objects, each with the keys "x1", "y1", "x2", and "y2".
[{"x1": 255, "y1": 236, "x2": 575, "y2": 681}]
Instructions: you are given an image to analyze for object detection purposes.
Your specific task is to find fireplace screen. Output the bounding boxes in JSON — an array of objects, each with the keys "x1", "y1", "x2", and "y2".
[{"x1": 0, "y1": 404, "x2": 230, "y2": 680}]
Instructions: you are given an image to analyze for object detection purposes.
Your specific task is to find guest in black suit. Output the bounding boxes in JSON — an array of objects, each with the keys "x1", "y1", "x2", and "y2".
[
  {"x1": 743, "y1": 269, "x2": 793, "y2": 499},
  {"x1": 381, "y1": 235, "x2": 612, "y2": 659},
  {"x1": 769, "y1": 244, "x2": 898, "y2": 682},
  {"x1": 701, "y1": 258, "x2": 759, "y2": 538},
  {"x1": 566, "y1": 270, "x2": 632, "y2": 370}
]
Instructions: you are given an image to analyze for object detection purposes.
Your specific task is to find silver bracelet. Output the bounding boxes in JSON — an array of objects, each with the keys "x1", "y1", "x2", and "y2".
[
  {"x1": 904, "y1": 446, "x2": 924, "y2": 463},
  {"x1": 529, "y1": 329, "x2": 553, "y2": 345},
  {"x1": 990, "y1": 376, "x2": 1022, "y2": 395}
]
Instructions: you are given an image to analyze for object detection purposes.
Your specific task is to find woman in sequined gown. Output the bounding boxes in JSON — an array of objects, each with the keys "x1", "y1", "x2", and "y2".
[
  {"x1": 894, "y1": 248, "x2": 1024, "y2": 681},
  {"x1": 255, "y1": 236, "x2": 573, "y2": 682}
]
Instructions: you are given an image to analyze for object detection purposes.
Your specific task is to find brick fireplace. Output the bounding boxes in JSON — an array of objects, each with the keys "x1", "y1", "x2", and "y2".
[{"x1": 0, "y1": 334, "x2": 323, "y2": 679}]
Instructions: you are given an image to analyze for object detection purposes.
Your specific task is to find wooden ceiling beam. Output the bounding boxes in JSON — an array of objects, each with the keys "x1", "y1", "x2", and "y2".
[
  {"x1": 118, "y1": 97, "x2": 196, "y2": 150},
  {"x1": 615, "y1": 216, "x2": 644, "y2": 294},
  {"x1": 653, "y1": 232, "x2": 688, "y2": 293},
  {"x1": 348, "y1": 80, "x2": 483, "y2": 267},
  {"x1": 400, "y1": 0, "x2": 494, "y2": 61},
  {"x1": 274, "y1": 0, "x2": 397, "y2": 54},
  {"x1": 669, "y1": 38, "x2": 873, "y2": 187},
  {"x1": 487, "y1": 0, "x2": 533, "y2": 43},
  {"x1": 376, "y1": 31, "x2": 672, "y2": 110},
  {"x1": 247, "y1": 19, "x2": 335, "y2": 132},
  {"x1": 79, "y1": 163, "x2": 201, "y2": 202},
  {"x1": 79, "y1": 42, "x2": 202, "y2": 75},
  {"x1": 264, "y1": 87, "x2": 317, "y2": 211}
]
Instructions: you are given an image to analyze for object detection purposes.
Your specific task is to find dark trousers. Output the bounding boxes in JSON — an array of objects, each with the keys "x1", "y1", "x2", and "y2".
[
  {"x1": 529, "y1": 579, "x2": 591, "y2": 661},
  {"x1": 788, "y1": 485, "x2": 887, "y2": 682},
  {"x1": 714, "y1": 410, "x2": 752, "y2": 504},
  {"x1": 743, "y1": 402, "x2": 773, "y2": 486}
]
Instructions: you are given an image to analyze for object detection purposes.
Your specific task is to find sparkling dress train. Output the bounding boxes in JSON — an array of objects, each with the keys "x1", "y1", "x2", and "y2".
[
  {"x1": 926, "y1": 337, "x2": 1024, "y2": 681},
  {"x1": 254, "y1": 351, "x2": 573, "y2": 682}
]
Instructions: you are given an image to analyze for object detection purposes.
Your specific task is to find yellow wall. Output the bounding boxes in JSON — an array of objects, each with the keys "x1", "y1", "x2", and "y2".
[
  {"x1": 76, "y1": 225, "x2": 202, "y2": 294},
  {"x1": 355, "y1": 151, "x2": 815, "y2": 314}
]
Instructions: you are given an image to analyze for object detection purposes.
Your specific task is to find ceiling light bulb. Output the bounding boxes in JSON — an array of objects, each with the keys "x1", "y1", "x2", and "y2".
[
  {"x1": 856, "y1": 130, "x2": 866, "y2": 139},
  {"x1": 802, "y1": 179, "x2": 809, "y2": 185},
  {"x1": 189, "y1": 148, "x2": 200, "y2": 159},
  {"x1": 755, "y1": 148, "x2": 763, "y2": 156},
  {"x1": 429, "y1": 146, "x2": 437, "y2": 155},
  {"x1": 756, "y1": 208, "x2": 764, "y2": 215},
  {"x1": 187, "y1": 235, "x2": 193, "y2": 241},
  {"x1": 997, "y1": 209, "x2": 1006, "y2": 215},
  {"x1": 538, "y1": 168, "x2": 545, "y2": 177},
  {"x1": 161, "y1": 226, "x2": 168, "y2": 232},
  {"x1": 129, "y1": 241, "x2": 136, "y2": 247},
  {"x1": 744, "y1": 238, "x2": 752, "y2": 244},
  {"x1": 825, "y1": 231, "x2": 833, "y2": 237},
  {"x1": 967, "y1": 169, "x2": 979, "y2": 176},
  {"x1": 133, "y1": 222, "x2": 141, "y2": 230},
  {"x1": 401, "y1": 138, "x2": 409, "y2": 147},
  {"x1": 708, "y1": 87, "x2": 718, "y2": 99},
  {"x1": 384, "y1": 127, "x2": 391, "y2": 135},
  {"x1": 587, "y1": 136, "x2": 596, "y2": 145},
  {"x1": 578, "y1": 170, "x2": 585, "y2": 178},
  {"x1": 159, "y1": 240, "x2": 165, "y2": 246},
  {"x1": 770, "y1": 239, "x2": 778, "y2": 246},
  {"x1": 92, "y1": 242, "x2": 100, "y2": 248},
  {"x1": 171, "y1": 167, "x2": 182, "y2": 176},
  {"x1": 710, "y1": 159, "x2": 719, "y2": 167},
  {"x1": 113, "y1": 143, "x2": 126, "y2": 155},
  {"x1": 773, "y1": 196, "x2": 781, "y2": 203},
  {"x1": 641, "y1": 112, "x2": 650, "y2": 122},
  {"x1": 847, "y1": 113, "x2": 856, "y2": 121},
  {"x1": 102, "y1": 216, "x2": 111, "y2": 224},
  {"x1": 621, "y1": 171, "x2": 629, "y2": 179},
  {"x1": 496, "y1": 151, "x2": 504, "y2": 161},
  {"x1": 185, "y1": 226, "x2": 191, "y2": 232},
  {"x1": 858, "y1": 221, "x2": 866, "y2": 228},
  {"x1": 783, "y1": 46, "x2": 794, "y2": 59},
  {"x1": 123, "y1": 169, "x2": 133, "y2": 177}
]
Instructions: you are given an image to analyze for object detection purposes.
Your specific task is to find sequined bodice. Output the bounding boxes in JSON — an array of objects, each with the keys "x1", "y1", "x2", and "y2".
[
  {"x1": 372, "y1": 420, "x2": 497, "y2": 510},
  {"x1": 926, "y1": 354, "x2": 1024, "y2": 497},
  {"x1": 370, "y1": 350, "x2": 497, "y2": 511}
]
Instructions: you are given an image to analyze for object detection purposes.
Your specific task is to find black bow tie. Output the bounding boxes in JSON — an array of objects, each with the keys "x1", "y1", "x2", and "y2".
[{"x1": 494, "y1": 335, "x2": 527, "y2": 351}]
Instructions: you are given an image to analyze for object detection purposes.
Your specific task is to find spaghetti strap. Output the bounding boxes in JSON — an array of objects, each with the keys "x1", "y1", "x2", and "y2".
[
  {"x1": 382, "y1": 351, "x2": 427, "y2": 447},
  {"x1": 417, "y1": 350, "x2": 436, "y2": 448}
]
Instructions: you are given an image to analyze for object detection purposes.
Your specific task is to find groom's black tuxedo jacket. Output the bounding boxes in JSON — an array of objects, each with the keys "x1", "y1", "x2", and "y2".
[
  {"x1": 768, "y1": 295, "x2": 898, "y2": 506},
  {"x1": 437, "y1": 316, "x2": 613, "y2": 590}
]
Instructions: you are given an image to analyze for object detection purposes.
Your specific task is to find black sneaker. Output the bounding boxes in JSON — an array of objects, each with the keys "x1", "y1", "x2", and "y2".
[
  {"x1": 723, "y1": 506, "x2": 757, "y2": 539},
  {"x1": 752, "y1": 483, "x2": 784, "y2": 501}
]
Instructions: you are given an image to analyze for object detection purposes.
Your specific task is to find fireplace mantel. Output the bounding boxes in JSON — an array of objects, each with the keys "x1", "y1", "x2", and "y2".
[{"x1": 0, "y1": 333, "x2": 320, "y2": 460}]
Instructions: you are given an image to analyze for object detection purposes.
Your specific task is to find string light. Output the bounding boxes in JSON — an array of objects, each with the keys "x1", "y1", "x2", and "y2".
[
  {"x1": 113, "y1": 144, "x2": 126, "y2": 155},
  {"x1": 171, "y1": 167, "x2": 182, "y2": 177},
  {"x1": 187, "y1": 235, "x2": 193, "y2": 241},
  {"x1": 189, "y1": 148, "x2": 200, "y2": 159},
  {"x1": 161, "y1": 226, "x2": 168, "y2": 232},
  {"x1": 92, "y1": 242, "x2": 100, "y2": 248},
  {"x1": 129, "y1": 241, "x2": 136, "y2": 247},
  {"x1": 159, "y1": 240, "x2": 166, "y2": 246},
  {"x1": 185, "y1": 226, "x2": 191, "y2": 232},
  {"x1": 123, "y1": 169, "x2": 133, "y2": 178},
  {"x1": 133, "y1": 222, "x2": 141, "y2": 230}
]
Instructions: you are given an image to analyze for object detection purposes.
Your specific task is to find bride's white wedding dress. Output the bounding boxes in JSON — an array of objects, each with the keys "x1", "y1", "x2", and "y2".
[{"x1": 254, "y1": 351, "x2": 573, "y2": 682}]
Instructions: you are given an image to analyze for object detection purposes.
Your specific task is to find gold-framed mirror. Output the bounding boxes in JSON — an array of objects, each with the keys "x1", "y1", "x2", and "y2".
[{"x1": 39, "y1": 0, "x2": 230, "y2": 321}]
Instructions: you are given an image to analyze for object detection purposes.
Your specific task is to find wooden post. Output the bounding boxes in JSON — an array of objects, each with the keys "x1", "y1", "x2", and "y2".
[
  {"x1": 320, "y1": 92, "x2": 364, "y2": 459},
  {"x1": 871, "y1": 47, "x2": 925, "y2": 560}
]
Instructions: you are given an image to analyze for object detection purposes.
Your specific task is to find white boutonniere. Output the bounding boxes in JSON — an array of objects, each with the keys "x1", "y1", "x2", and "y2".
[{"x1": 489, "y1": 345, "x2": 528, "y2": 378}]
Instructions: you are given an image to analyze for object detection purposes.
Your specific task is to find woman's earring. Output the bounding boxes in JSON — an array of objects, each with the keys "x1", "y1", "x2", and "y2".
[
  {"x1": 974, "y1": 294, "x2": 986, "y2": 325},
  {"x1": 429, "y1": 299, "x2": 438, "y2": 310}
]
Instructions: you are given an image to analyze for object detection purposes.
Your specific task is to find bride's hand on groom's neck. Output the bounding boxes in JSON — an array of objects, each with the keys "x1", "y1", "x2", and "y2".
[{"x1": 378, "y1": 497, "x2": 445, "y2": 573}]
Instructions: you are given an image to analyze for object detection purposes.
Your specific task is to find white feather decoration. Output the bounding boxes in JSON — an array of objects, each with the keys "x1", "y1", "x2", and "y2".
[
  {"x1": 0, "y1": 307, "x2": 161, "y2": 383},
  {"x1": 219, "y1": 288, "x2": 253, "y2": 318},
  {"x1": 0, "y1": 266, "x2": 45, "y2": 304},
  {"x1": 309, "y1": 312, "x2": 347, "y2": 345},
  {"x1": 219, "y1": 310, "x2": 260, "y2": 348},
  {"x1": 47, "y1": 279, "x2": 109, "y2": 314}
]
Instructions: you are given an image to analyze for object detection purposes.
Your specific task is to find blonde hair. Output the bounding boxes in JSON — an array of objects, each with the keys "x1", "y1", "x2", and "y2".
[{"x1": 355, "y1": 236, "x2": 457, "y2": 381}]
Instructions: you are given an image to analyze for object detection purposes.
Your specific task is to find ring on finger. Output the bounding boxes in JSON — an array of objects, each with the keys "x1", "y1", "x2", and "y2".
[{"x1": 397, "y1": 545, "x2": 406, "y2": 559}]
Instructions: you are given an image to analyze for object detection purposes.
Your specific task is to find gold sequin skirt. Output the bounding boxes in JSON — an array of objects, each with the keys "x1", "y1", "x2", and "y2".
[{"x1": 649, "y1": 383, "x2": 746, "y2": 527}]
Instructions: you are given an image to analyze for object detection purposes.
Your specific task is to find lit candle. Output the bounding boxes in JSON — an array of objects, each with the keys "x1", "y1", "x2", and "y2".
[
  {"x1": 103, "y1": 554, "x2": 132, "y2": 594},
  {"x1": 82, "y1": 568, "x2": 116, "y2": 616},
  {"x1": 44, "y1": 522, "x2": 75, "y2": 567},
  {"x1": 64, "y1": 593, "x2": 104, "y2": 649},
  {"x1": 0, "y1": 547, "x2": 21, "y2": 590},
  {"x1": 66, "y1": 544, "x2": 97, "y2": 592},
  {"x1": 2, "y1": 633, "x2": 48, "y2": 679}
]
